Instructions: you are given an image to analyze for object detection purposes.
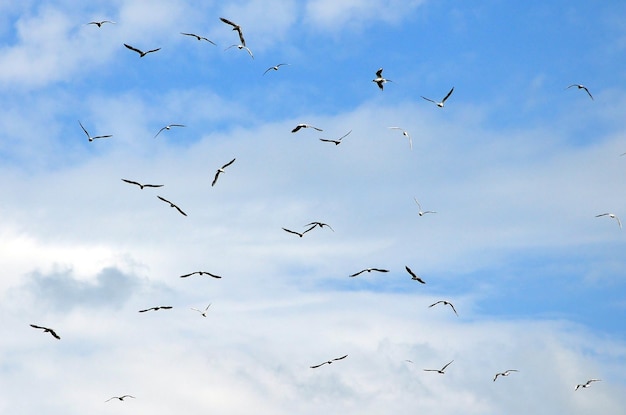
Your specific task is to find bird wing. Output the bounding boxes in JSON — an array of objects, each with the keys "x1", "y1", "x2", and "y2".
[
  {"x1": 428, "y1": 301, "x2": 443, "y2": 308},
  {"x1": 291, "y1": 125, "x2": 303, "y2": 133},
  {"x1": 595, "y1": 213, "x2": 610, "y2": 217},
  {"x1": 311, "y1": 126, "x2": 323, "y2": 131},
  {"x1": 138, "y1": 308, "x2": 153, "y2": 312},
  {"x1": 124, "y1": 43, "x2": 143, "y2": 55},
  {"x1": 211, "y1": 170, "x2": 221, "y2": 187},
  {"x1": 157, "y1": 195, "x2": 172, "y2": 204},
  {"x1": 282, "y1": 227, "x2": 302, "y2": 237},
  {"x1": 616, "y1": 216, "x2": 622, "y2": 228},
  {"x1": 405, "y1": 265, "x2": 418, "y2": 278},
  {"x1": 263, "y1": 67, "x2": 273, "y2": 75},
  {"x1": 78, "y1": 120, "x2": 90, "y2": 138},
  {"x1": 448, "y1": 302, "x2": 459, "y2": 316},
  {"x1": 173, "y1": 205, "x2": 187, "y2": 216},
  {"x1": 219, "y1": 17, "x2": 239, "y2": 28},
  {"x1": 349, "y1": 269, "x2": 365, "y2": 277},
  {"x1": 48, "y1": 329, "x2": 61, "y2": 339},
  {"x1": 332, "y1": 354, "x2": 348, "y2": 361},
  {"x1": 30, "y1": 324, "x2": 46, "y2": 330},
  {"x1": 142, "y1": 184, "x2": 164, "y2": 188},
  {"x1": 243, "y1": 46, "x2": 253, "y2": 58},
  {"x1": 371, "y1": 268, "x2": 389, "y2": 273},
  {"x1": 440, "y1": 360, "x2": 454, "y2": 371},
  {"x1": 441, "y1": 87, "x2": 455, "y2": 103},
  {"x1": 310, "y1": 361, "x2": 329, "y2": 369},
  {"x1": 159, "y1": 306, "x2": 173, "y2": 310},
  {"x1": 337, "y1": 130, "x2": 352, "y2": 140},
  {"x1": 154, "y1": 127, "x2": 167, "y2": 138},
  {"x1": 319, "y1": 138, "x2": 338, "y2": 144},
  {"x1": 421, "y1": 96, "x2": 437, "y2": 104},
  {"x1": 145, "y1": 48, "x2": 161, "y2": 55},
  {"x1": 122, "y1": 179, "x2": 141, "y2": 187},
  {"x1": 221, "y1": 158, "x2": 236, "y2": 169},
  {"x1": 179, "y1": 272, "x2": 197, "y2": 278},
  {"x1": 582, "y1": 86, "x2": 594, "y2": 100},
  {"x1": 376, "y1": 68, "x2": 383, "y2": 77},
  {"x1": 91, "y1": 134, "x2": 112, "y2": 139},
  {"x1": 205, "y1": 272, "x2": 222, "y2": 279},
  {"x1": 235, "y1": 28, "x2": 246, "y2": 46}
]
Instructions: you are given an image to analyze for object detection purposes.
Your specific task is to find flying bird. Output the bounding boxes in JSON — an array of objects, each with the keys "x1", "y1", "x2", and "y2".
[
  {"x1": 493, "y1": 369, "x2": 519, "y2": 382},
  {"x1": 306, "y1": 221, "x2": 334, "y2": 232},
  {"x1": 595, "y1": 213, "x2": 621, "y2": 229},
  {"x1": 263, "y1": 63, "x2": 289, "y2": 75},
  {"x1": 124, "y1": 43, "x2": 161, "y2": 57},
  {"x1": 282, "y1": 226, "x2": 315, "y2": 238},
  {"x1": 121, "y1": 179, "x2": 163, "y2": 189},
  {"x1": 575, "y1": 379, "x2": 601, "y2": 391},
  {"x1": 138, "y1": 306, "x2": 173, "y2": 313},
  {"x1": 87, "y1": 20, "x2": 116, "y2": 27},
  {"x1": 424, "y1": 360, "x2": 454, "y2": 374},
  {"x1": 211, "y1": 158, "x2": 236, "y2": 187},
  {"x1": 219, "y1": 17, "x2": 246, "y2": 46},
  {"x1": 405, "y1": 266, "x2": 425, "y2": 284},
  {"x1": 291, "y1": 123, "x2": 323, "y2": 133},
  {"x1": 372, "y1": 68, "x2": 392, "y2": 90},
  {"x1": 349, "y1": 268, "x2": 389, "y2": 277},
  {"x1": 319, "y1": 130, "x2": 352, "y2": 145},
  {"x1": 179, "y1": 271, "x2": 222, "y2": 279},
  {"x1": 105, "y1": 395, "x2": 135, "y2": 402},
  {"x1": 191, "y1": 303, "x2": 212, "y2": 317},
  {"x1": 79, "y1": 120, "x2": 112, "y2": 142},
  {"x1": 388, "y1": 127, "x2": 412, "y2": 150},
  {"x1": 429, "y1": 300, "x2": 458, "y2": 316},
  {"x1": 157, "y1": 195, "x2": 187, "y2": 216},
  {"x1": 421, "y1": 87, "x2": 454, "y2": 107},
  {"x1": 30, "y1": 324, "x2": 60, "y2": 340},
  {"x1": 180, "y1": 32, "x2": 216, "y2": 45},
  {"x1": 567, "y1": 84, "x2": 593, "y2": 100},
  {"x1": 310, "y1": 354, "x2": 348, "y2": 369},
  {"x1": 414, "y1": 198, "x2": 437, "y2": 216},
  {"x1": 154, "y1": 124, "x2": 186, "y2": 138},
  {"x1": 225, "y1": 44, "x2": 253, "y2": 58}
]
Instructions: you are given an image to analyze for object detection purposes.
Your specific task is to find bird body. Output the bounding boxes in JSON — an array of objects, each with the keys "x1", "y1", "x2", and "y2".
[
  {"x1": 212, "y1": 158, "x2": 236, "y2": 187},
  {"x1": 372, "y1": 68, "x2": 392, "y2": 90},
  {"x1": 349, "y1": 268, "x2": 389, "y2": 277},
  {"x1": 124, "y1": 43, "x2": 161, "y2": 57},
  {"x1": 30, "y1": 324, "x2": 60, "y2": 339},
  {"x1": 310, "y1": 354, "x2": 348, "y2": 368},
  {"x1": 421, "y1": 87, "x2": 454, "y2": 107}
]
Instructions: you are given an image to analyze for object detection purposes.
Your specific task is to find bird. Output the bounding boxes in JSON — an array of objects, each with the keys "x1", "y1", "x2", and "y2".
[
  {"x1": 30, "y1": 324, "x2": 60, "y2": 340},
  {"x1": 225, "y1": 44, "x2": 254, "y2": 59},
  {"x1": 428, "y1": 300, "x2": 458, "y2": 316},
  {"x1": 372, "y1": 68, "x2": 392, "y2": 90},
  {"x1": 310, "y1": 354, "x2": 348, "y2": 368},
  {"x1": 138, "y1": 306, "x2": 173, "y2": 313},
  {"x1": 154, "y1": 124, "x2": 186, "y2": 138},
  {"x1": 219, "y1": 17, "x2": 246, "y2": 46},
  {"x1": 595, "y1": 213, "x2": 621, "y2": 229},
  {"x1": 123, "y1": 43, "x2": 161, "y2": 57},
  {"x1": 388, "y1": 127, "x2": 412, "y2": 150},
  {"x1": 191, "y1": 304, "x2": 212, "y2": 317},
  {"x1": 211, "y1": 158, "x2": 236, "y2": 187},
  {"x1": 179, "y1": 271, "x2": 222, "y2": 279},
  {"x1": 87, "y1": 20, "x2": 116, "y2": 27},
  {"x1": 263, "y1": 63, "x2": 289, "y2": 75},
  {"x1": 421, "y1": 87, "x2": 454, "y2": 107},
  {"x1": 349, "y1": 268, "x2": 389, "y2": 277},
  {"x1": 319, "y1": 130, "x2": 352, "y2": 145},
  {"x1": 305, "y1": 221, "x2": 334, "y2": 232},
  {"x1": 79, "y1": 120, "x2": 112, "y2": 142},
  {"x1": 575, "y1": 379, "x2": 601, "y2": 391},
  {"x1": 180, "y1": 32, "x2": 216, "y2": 45},
  {"x1": 405, "y1": 266, "x2": 425, "y2": 284},
  {"x1": 493, "y1": 369, "x2": 519, "y2": 382},
  {"x1": 567, "y1": 84, "x2": 593, "y2": 100},
  {"x1": 121, "y1": 179, "x2": 163, "y2": 189},
  {"x1": 282, "y1": 226, "x2": 315, "y2": 238},
  {"x1": 424, "y1": 360, "x2": 454, "y2": 374},
  {"x1": 157, "y1": 195, "x2": 187, "y2": 216},
  {"x1": 414, "y1": 198, "x2": 437, "y2": 216},
  {"x1": 105, "y1": 395, "x2": 135, "y2": 402},
  {"x1": 291, "y1": 123, "x2": 323, "y2": 133}
]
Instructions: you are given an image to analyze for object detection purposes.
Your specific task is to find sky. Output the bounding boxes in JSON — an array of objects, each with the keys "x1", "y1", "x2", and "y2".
[{"x1": 1, "y1": 0, "x2": 625, "y2": 414}]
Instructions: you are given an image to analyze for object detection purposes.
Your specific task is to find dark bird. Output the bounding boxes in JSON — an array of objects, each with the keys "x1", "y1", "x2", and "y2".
[
  {"x1": 157, "y1": 195, "x2": 187, "y2": 216},
  {"x1": 30, "y1": 324, "x2": 60, "y2": 340},
  {"x1": 121, "y1": 179, "x2": 163, "y2": 189},
  {"x1": 349, "y1": 268, "x2": 389, "y2": 277},
  {"x1": 421, "y1": 87, "x2": 454, "y2": 108},
  {"x1": 124, "y1": 43, "x2": 161, "y2": 57},
  {"x1": 595, "y1": 213, "x2": 622, "y2": 229},
  {"x1": 310, "y1": 354, "x2": 348, "y2": 368},
  {"x1": 79, "y1": 120, "x2": 112, "y2": 142},
  {"x1": 493, "y1": 369, "x2": 519, "y2": 382},
  {"x1": 180, "y1": 32, "x2": 216, "y2": 45},
  {"x1": 319, "y1": 130, "x2": 352, "y2": 145},
  {"x1": 225, "y1": 44, "x2": 254, "y2": 59},
  {"x1": 138, "y1": 306, "x2": 173, "y2": 313},
  {"x1": 211, "y1": 158, "x2": 236, "y2": 187},
  {"x1": 191, "y1": 303, "x2": 212, "y2": 317},
  {"x1": 154, "y1": 124, "x2": 186, "y2": 138},
  {"x1": 575, "y1": 379, "x2": 601, "y2": 391},
  {"x1": 567, "y1": 84, "x2": 593, "y2": 100},
  {"x1": 291, "y1": 123, "x2": 323, "y2": 133},
  {"x1": 219, "y1": 17, "x2": 246, "y2": 46},
  {"x1": 282, "y1": 226, "x2": 315, "y2": 238},
  {"x1": 372, "y1": 68, "x2": 392, "y2": 90},
  {"x1": 414, "y1": 198, "x2": 437, "y2": 216},
  {"x1": 405, "y1": 266, "x2": 425, "y2": 284},
  {"x1": 87, "y1": 20, "x2": 116, "y2": 27},
  {"x1": 424, "y1": 360, "x2": 454, "y2": 374},
  {"x1": 306, "y1": 221, "x2": 334, "y2": 232},
  {"x1": 263, "y1": 63, "x2": 289, "y2": 75},
  {"x1": 179, "y1": 271, "x2": 222, "y2": 279},
  {"x1": 105, "y1": 395, "x2": 135, "y2": 402},
  {"x1": 428, "y1": 300, "x2": 458, "y2": 316}
]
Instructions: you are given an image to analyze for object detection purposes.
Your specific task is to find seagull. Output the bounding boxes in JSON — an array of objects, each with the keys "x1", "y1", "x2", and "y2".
[
  {"x1": 424, "y1": 360, "x2": 454, "y2": 374},
  {"x1": 179, "y1": 271, "x2": 222, "y2": 279},
  {"x1": 567, "y1": 84, "x2": 593, "y2": 100},
  {"x1": 349, "y1": 268, "x2": 389, "y2": 277},
  {"x1": 493, "y1": 369, "x2": 519, "y2": 382},
  {"x1": 154, "y1": 124, "x2": 186, "y2": 138},
  {"x1": 421, "y1": 87, "x2": 454, "y2": 107},
  {"x1": 30, "y1": 324, "x2": 60, "y2": 340},
  {"x1": 310, "y1": 354, "x2": 348, "y2": 369},
  {"x1": 306, "y1": 221, "x2": 334, "y2": 232},
  {"x1": 405, "y1": 266, "x2": 425, "y2": 284},
  {"x1": 595, "y1": 213, "x2": 621, "y2": 229},
  {"x1": 428, "y1": 300, "x2": 458, "y2": 316},
  {"x1": 138, "y1": 306, "x2": 173, "y2": 313},
  {"x1": 282, "y1": 226, "x2": 315, "y2": 238},
  {"x1": 105, "y1": 395, "x2": 135, "y2": 402},
  {"x1": 212, "y1": 158, "x2": 236, "y2": 187},
  {"x1": 219, "y1": 17, "x2": 246, "y2": 46},
  {"x1": 372, "y1": 68, "x2": 393, "y2": 90},
  {"x1": 124, "y1": 43, "x2": 161, "y2": 57},
  {"x1": 319, "y1": 130, "x2": 352, "y2": 145},
  {"x1": 157, "y1": 195, "x2": 187, "y2": 216},
  {"x1": 414, "y1": 198, "x2": 437, "y2": 216},
  {"x1": 388, "y1": 127, "x2": 412, "y2": 150},
  {"x1": 575, "y1": 379, "x2": 601, "y2": 391},
  {"x1": 79, "y1": 120, "x2": 112, "y2": 142},
  {"x1": 180, "y1": 32, "x2": 216, "y2": 45},
  {"x1": 121, "y1": 179, "x2": 163, "y2": 189},
  {"x1": 225, "y1": 44, "x2": 254, "y2": 59},
  {"x1": 291, "y1": 123, "x2": 323, "y2": 133},
  {"x1": 191, "y1": 304, "x2": 212, "y2": 317},
  {"x1": 263, "y1": 63, "x2": 289, "y2": 75},
  {"x1": 87, "y1": 20, "x2": 116, "y2": 27}
]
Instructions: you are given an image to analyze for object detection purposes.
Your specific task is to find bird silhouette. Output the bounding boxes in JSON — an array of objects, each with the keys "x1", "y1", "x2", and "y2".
[
  {"x1": 124, "y1": 43, "x2": 161, "y2": 57},
  {"x1": 422, "y1": 87, "x2": 454, "y2": 107},
  {"x1": 180, "y1": 32, "x2": 216, "y2": 44},
  {"x1": 79, "y1": 120, "x2": 112, "y2": 142},
  {"x1": 121, "y1": 179, "x2": 163, "y2": 189},
  {"x1": 319, "y1": 130, "x2": 352, "y2": 145},
  {"x1": 405, "y1": 266, "x2": 426, "y2": 284},
  {"x1": 212, "y1": 158, "x2": 236, "y2": 187},
  {"x1": 105, "y1": 395, "x2": 135, "y2": 402},
  {"x1": 424, "y1": 360, "x2": 454, "y2": 374},
  {"x1": 138, "y1": 306, "x2": 173, "y2": 313},
  {"x1": 349, "y1": 268, "x2": 389, "y2": 277},
  {"x1": 310, "y1": 354, "x2": 348, "y2": 368},
  {"x1": 219, "y1": 17, "x2": 246, "y2": 46},
  {"x1": 30, "y1": 324, "x2": 60, "y2": 339},
  {"x1": 429, "y1": 300, "x2": 458, "y2": 316},
  {"x1": 179, "y1": 271, "x2": 222, "y2": 279},
  {"x1": 493, "y1": 369, "x2": 519, "y2": 382},
  {"x1": 157, "y1": 196, "x2": 187, "y2": 216},
  {"x1": 372, "y1": 68, "x2": 393, "y2": 90},
  {"x1": 567, "y1": 84, "x2": 593, "y2": 100}
]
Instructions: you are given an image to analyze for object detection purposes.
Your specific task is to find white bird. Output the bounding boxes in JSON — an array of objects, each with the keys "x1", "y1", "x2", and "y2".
[
  {"x1": 372, "y1": 68, "x2": 393, "y2": 90},
  {"x1": 154, "y1": 124, "x2": 186, "y2": 138},
  {"x1": 310, "y1": 354, "x2": 348, "y2": 369},
  {"x1": 424, "y1": 360, "x2": 454, "y2": 374},
  {"x1": 219, "y1": 17, "x2": 246, "y2": 46},
  {"x1": 414, "y1": 198, "x2": 437, "y2": 216},
  {"x1": 105, "y1": 395, "x2": 135, "y2": 402},
  {"x1": 421, "y1": 87, "x2": 454, "y2": 107},
  {"x1": 291, "y1": 123, "x2": 323, "y2": 133},
  {"x1": 567, "y1": 84, "x2": 593, "y2": 100},
  {"x1": 388, "y1": 127, "x2": 412, "y2": 150},
  {"x1": 180, "y1": 32, "x2": 216, "y2": 45},
  {"x1": 263, "y1": 63, "x2": 289, "y2": 75},
  {"x1": 191, "y1": 303, "x2": 212, "y2": 317},
  {"x1": 212, "y1": 158, "x2": 236, "y2": 187},
  {"x1": 87, "y1": 20, "x2": 116, "y2": 27},
  {"x1": 493, "y1": 369, "x2": 519, "y2": 382},
  {"x1": 225, "y1": 44, "x2": 254, "y2": 59},
  {"x1": 428, "y1": 300, "x2": 458, "y2": 316},
  {"x1": 124, "y1": 43, "x2": 161, "y2": 57},
  {"x1": 79, "y1": 120, "x2": 112, "y2": 142},
  {"x1": 575, "y1": 379, "x2": 601, "y2": 391},
  {"x1": 595, "y1": 213, "x2": 622, "y2": 229},
  {"x1": 405, "y1": 266, "x2": 425, "y2": 284},
  {"x1": 319, "y1": 130, "x2": 352, "y2": 145}
]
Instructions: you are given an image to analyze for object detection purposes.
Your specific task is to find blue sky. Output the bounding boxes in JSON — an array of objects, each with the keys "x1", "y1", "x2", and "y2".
[{"x1": 1, "y1": 1, "x2": 625, "y2": 414}]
